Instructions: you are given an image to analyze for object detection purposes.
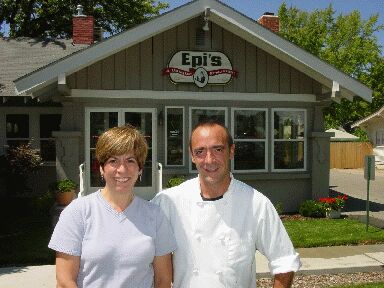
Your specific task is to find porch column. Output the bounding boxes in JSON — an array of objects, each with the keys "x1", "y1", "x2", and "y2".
[
  {"x1": 53, "y1": 131, "x2": 82, "y2": 183},
  {"x1": 310, "y1": 132, "x2": 332, "y2": 199}
]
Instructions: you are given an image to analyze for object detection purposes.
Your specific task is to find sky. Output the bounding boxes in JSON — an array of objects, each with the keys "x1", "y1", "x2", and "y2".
[
  {"x1": 1, "y1": 0, "x2": 383, "y2": 51},
  {"x1": 165, "y1": 0, "x2": 384, "y2": 53}
]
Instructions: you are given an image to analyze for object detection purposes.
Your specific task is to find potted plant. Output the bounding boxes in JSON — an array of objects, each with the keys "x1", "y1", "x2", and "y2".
[
  {"x1": 56, "y1": 179, "x2": 77, "y2": 206},
  {"x1": 318, "y1": 195, "x2": 348, "y2": 219}
]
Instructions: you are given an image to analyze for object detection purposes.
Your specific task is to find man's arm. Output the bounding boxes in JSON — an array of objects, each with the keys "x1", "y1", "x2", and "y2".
[{"x1": 273, "y1": 272, "x2": 294, "y2": 288}]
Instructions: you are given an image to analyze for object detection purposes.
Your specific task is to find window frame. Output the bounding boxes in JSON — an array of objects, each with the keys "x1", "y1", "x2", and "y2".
[
  {"x1": 165, "y1": 106, "x2": 185, "y2": 167},
  {"x1": 376, "y1": 129, "x2": 384, "y2": 146},
  {"x1": 271, "y1": 108, "x2": 307, "y2": 172},
  {"x1": 231, "y1": 108, "x2": 268, "y2": 173}
]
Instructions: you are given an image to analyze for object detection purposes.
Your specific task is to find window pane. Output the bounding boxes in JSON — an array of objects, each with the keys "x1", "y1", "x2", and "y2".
[
  {"x1": 166, "y1": 108, "x2": 183, "y2": 166},
  {"x1": 40, "y1": 140, "x2": 56, "y2": 161},
  {"x1": 234, "y1": 110, "x2": 265, "y2": 139},
  {"x1": 6, "y1": 114, "x2": 29, "y2": 138},
  {"x1": 274, "y1": 141, "x2": 304, "y2": 169},
  {"x1": 191, "y1": 109, "x2": 225, "y2": 128},
  {"x1": 89, "y1": 112, "x2": 118, "y2": 187},
  {"x1": 40, "y1": 114, "x2": 61, "y2": 138},
  {"x1": 234, "y1": 142, "x2": 265, "y2": 170},
  {"x1": 274, "y1": 111, "x2": 305, "y2": 140}
]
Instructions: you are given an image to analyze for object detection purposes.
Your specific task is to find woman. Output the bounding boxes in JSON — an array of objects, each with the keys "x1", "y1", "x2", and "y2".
[{"x1": 49, "y1": 125, "x2": 176, "y2": 288}]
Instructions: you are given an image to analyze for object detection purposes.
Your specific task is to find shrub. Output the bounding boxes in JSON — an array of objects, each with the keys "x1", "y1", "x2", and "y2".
[
  {"x1": 6, "y1": 141, "x2": 42, "y2": 177},
  {"x1": 166, "y1": 175, "x2": 186, "y2": 188},
  {"x1": 299, "y1": 200, "x2": 325, "y2": 218},
  {"x1": 274, "y1": 202, "x2": 284, "y2": 215}
]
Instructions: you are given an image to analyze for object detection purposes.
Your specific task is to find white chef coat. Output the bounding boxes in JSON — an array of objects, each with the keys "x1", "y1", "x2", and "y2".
[{"x1": 152, "y1": 175, "x2": 301, "y2": 288}]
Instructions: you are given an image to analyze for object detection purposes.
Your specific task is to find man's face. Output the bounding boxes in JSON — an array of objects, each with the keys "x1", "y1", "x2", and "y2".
[{"x1": 190, "y1": 124, "x2": 235, "y2": 188}]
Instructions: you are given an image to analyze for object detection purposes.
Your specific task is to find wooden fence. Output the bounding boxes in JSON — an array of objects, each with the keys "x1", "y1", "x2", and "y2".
[{"x1": 330, "y1": 141, "x2": 373, "y2": 169}]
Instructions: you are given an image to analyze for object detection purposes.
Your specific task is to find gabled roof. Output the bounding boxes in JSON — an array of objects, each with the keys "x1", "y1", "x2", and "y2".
[
  {"x1": 14, "y1": 0, "x2": 372, "y2": 102},
  {"x1": 351, "y1": 106, "x2": 384, "y2": 128},
  {"x1": 0, "y1": 37, "x2": 87, "y2": 96},
  {"x1": 325, "y1": 128, "x2": 359, "y2": 141}
]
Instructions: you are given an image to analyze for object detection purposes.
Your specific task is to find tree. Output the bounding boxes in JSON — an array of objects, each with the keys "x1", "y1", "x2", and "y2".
[
  {"x1": 278, "y1": 3, "x2": 384, "y2": 132},
  {"x1": 0, "y1": 0, "x2": 169, "y2": 38}
]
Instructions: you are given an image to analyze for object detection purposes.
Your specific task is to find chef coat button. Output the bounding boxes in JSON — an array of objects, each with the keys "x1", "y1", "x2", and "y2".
[
  {"x1": 197, "y1": 202, "x2": 204, "y2": 207},
  {"x1": 195, "y1": 235, "x2": 201, "y2": 241},
  {"x1": 216, "y1": 270, "x2": 222, "y2": 275},
  {"x1": 193, "y1": 268, "x2": 199, "y2": 275}
]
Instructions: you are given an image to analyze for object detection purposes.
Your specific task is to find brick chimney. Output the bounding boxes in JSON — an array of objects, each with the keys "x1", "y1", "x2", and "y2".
[
  {"x1": 72, "y1": 5, "x2": 94, "y2": 45},
  {"x1": 257, "y1": 12, "x2": 279, "y2": 33}
]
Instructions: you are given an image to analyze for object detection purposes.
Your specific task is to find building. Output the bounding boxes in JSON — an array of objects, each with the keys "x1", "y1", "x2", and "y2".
[
  {"x1": 10, "y1": 0, "x2": 371, "y2": 211},
  {"x1": 352, "y1": 106, "x2": 384, "y2": 165}
]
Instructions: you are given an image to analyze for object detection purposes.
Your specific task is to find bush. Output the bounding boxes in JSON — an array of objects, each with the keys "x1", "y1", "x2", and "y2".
[
  {"x1": 299, "y1": 200, "x2": 325, "y2": 218},
  {"x1": 166, "y1": 175, "x2": 186, "y2": 188},
  {"x1": 274, "y1": 202, "x2": 284, "y2": 215},
  {"x1": 57, "y1": 179, "x2": 77, "y2": 192},
  {"x1": 6, "y1": 141, "x2": 42, "y2": 177}
]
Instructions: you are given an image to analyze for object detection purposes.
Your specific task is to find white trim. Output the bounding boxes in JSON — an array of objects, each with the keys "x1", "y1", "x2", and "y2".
[
  {"x1": 165, "y1": 106, "x2": 185, "y2": 167},
  {"x1": 271, "y1": 108, "x2": 307, "y2": 172},
  {"x1": 231, "y1": 108, "x2": 268, "y2": 173},
  {"x1": 84, "y1": 108, "x2": 157, "y2": 199},
  {"x1": 188, "y1": 106, "x2": 228, "y2": 173},
  {"x1": 69, "y1": 89, "x2": 317, "y2": 102},
  {"x1": 14, "y1": 0, "x2": 371, "y2": 102}
]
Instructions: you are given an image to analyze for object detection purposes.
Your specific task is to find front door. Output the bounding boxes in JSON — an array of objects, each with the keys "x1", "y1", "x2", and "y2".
[{"x1": 85, "y1": 108, "x2": 157, "y2": 200}]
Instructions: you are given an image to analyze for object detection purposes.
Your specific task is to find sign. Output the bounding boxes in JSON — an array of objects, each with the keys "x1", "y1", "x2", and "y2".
[
  {"x1": 163, "y1": 51, "x2": 238, "y2": 88},
  {"x1": 364, "y1": 155, "x2": 375, "y2": 180}
]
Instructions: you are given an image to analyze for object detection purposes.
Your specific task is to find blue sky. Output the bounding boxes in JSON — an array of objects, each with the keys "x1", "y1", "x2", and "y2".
[{"x1": 165, "y1": 0, "x2": 384, "y2": 53}]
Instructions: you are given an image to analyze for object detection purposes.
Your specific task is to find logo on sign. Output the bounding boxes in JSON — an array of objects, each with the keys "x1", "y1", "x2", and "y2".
[{"x1": 163, "y1": 51, "x2": 238, "y2": 88}]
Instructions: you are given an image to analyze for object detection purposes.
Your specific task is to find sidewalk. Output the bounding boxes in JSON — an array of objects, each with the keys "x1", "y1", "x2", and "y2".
[{"x1": 1, "y1": 244, "x2": 384, "y2": 287}]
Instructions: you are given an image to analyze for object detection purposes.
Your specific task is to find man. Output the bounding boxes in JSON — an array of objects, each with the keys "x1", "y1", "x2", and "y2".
[{"x1": 153, "y1": 120, "x2": 301, "y2": 288}]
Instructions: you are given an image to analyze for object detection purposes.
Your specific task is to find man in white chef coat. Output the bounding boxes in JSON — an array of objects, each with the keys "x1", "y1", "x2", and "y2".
[{"x1": 153, "y1": 120, "x2": 301, "y2": 288}]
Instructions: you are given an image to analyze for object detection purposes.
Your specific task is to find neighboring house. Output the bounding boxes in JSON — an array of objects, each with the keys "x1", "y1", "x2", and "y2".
[
  {"x1": 352, "y1": 106, "x2": 384, "y2": 163},
  {"x1": 325, "y1": 128, "x2": 359, "y2": 142},
  {"x1": 0, "y1": 37, "x2": 87, "y2": 193},
  {"x1": 11, "y1": 0, "x2": 372, "y2": 211}
]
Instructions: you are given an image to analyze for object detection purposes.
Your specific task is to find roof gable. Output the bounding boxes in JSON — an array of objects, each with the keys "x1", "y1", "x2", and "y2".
[
  {"x1": 14, "y1": 0, "x2": 371, "y2": 102},
  {"x1": 352, "y1": 106, "x2": 384, "y2": 128}
]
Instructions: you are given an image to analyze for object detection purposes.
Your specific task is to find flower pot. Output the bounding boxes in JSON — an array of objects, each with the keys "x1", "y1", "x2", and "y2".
[
  {"x1": 56, "y1": 190, "x2": 75, "y2": 206},
  {"x1": 326, "y1": 209, "x2": 341, "y2": 219}
]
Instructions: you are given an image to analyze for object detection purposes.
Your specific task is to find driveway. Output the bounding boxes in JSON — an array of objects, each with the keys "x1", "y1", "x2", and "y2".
[{"x1": 329, "y1": 168, "x2": 384, "y2": 212}]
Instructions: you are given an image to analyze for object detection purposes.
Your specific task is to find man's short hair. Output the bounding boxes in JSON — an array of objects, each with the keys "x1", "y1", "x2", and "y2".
[{"x1": 189, "y1": 119, "x2": 233, "y2": 151}]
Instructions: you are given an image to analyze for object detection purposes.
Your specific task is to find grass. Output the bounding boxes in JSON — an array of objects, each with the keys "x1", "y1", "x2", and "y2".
[
  {"x1": 283, "y1": 217, "x2": 384, "y2": 248},
  {"x1": 0, "y1": 197, "x2": 55, "y2": 267},
  {"x1": 329, "y1": 283, "x2": 384, "y2": 288}
]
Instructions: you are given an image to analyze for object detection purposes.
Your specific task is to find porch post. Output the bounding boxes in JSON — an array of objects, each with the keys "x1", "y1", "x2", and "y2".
[{"x1": 52, "y1": 131, "x2": 82, "y2": 183}]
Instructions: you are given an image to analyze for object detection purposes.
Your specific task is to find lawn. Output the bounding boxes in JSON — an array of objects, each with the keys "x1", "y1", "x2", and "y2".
[
  {"x1": 283, "y1": 217, "x2": 384, "y2": 248},
  {"x1": 0, "y1": 197, "x2": 55, "y2": 267}
]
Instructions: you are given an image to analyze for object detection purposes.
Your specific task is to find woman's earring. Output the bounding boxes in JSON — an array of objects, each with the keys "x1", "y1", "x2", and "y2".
[
  {"x1": 139, "y1": 174, "x2": 142, "y2": 182},
  {"x1": 101, "y1": 174, "x2": 104, "y2": 182}
]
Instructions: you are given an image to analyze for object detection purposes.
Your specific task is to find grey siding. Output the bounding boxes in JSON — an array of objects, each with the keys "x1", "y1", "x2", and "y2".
[{"x1": 68, "y1": 17, "x2": 320, "y2": 94}]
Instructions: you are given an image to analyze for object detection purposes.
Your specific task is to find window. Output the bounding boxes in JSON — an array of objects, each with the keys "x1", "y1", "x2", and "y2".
[
  {"x1": 272, "y1": 109, "x2": 306, "y2": 171},
  {"x1": 232, "y1": 109, "x2": 267, "y2": 172},
  {"x1": 165, "y1": 107, "x2": 184, "y2": 166},
  {"x1": 6, "y1": 114, "x2": 29, "y2": 147},
  {"x1": 189, "y1": 107, "x2": 227, "y2": 171},
  {"x1": 40, "y1": 114, "x2": 61, "y2": 161},
  {"x1": 376, "y1": 130, "x2": 384, "y2": 146}
]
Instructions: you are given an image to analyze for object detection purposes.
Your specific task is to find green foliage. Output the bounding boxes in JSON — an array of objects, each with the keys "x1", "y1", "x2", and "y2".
[
  {"x1": 278, "y1": 3, "x2": 384, "y2": 131},
  {"x1": 5, "y1": 141, "x2": 42, "y2": 177},
  {"x1": 32, "y1": 190, "x2": 55, "y2": 216},
  {"x1": 299, "y1": 200, "x2": 325, "y2": 218},
  {"x1": 57, "y1": 179, "x2": 77, "y2": 192},
  {"x1": 166, "y1": 175, "x2": 185, "y2": 188},
  {"x1": 0, "y1": 0, "x2": 169, "y2": 38},
  {"x1": 274, "y1": 202, "x2": 284, "y2": 215}
]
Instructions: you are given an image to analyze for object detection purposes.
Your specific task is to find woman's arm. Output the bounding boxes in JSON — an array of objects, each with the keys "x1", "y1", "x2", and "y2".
[
  {"x1": 153, "y1": 253, "x2": 173, "y2": 288},
  {"x1": 56, "y1": 252, "x2": 80, "y2": 288}
]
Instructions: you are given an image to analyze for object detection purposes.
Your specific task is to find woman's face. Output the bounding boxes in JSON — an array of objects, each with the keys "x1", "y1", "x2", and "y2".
[{"x1": 100, "y1": 152, "x2": 141, "y2": 194}]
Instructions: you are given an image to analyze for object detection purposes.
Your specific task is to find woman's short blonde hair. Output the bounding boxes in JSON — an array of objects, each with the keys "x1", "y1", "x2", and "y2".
[{"x1": 96, "y1": 125, "x2": 148, "y2": 170}]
